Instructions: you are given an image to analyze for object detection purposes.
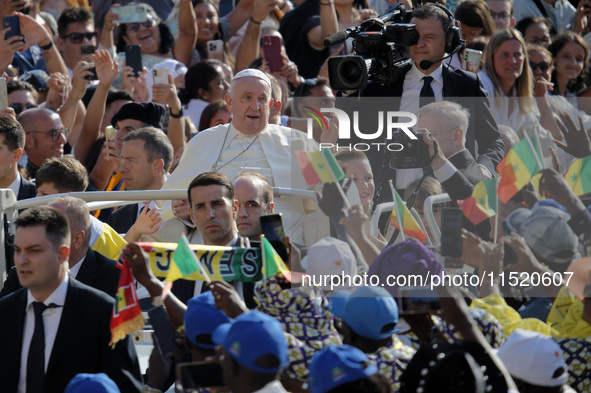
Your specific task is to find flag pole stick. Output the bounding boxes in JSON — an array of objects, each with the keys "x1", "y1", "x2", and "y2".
[
  {"x1": 494, "y1": 177, "x2": 500, "y2": 244},
  {"x1": 533, "y1": 125, "x2": 546, "y2": 169},
  {"x1": 522, "y1": 128, "x2": 543, "y2": 170},
  {"x1": 389, "y1": 180, "x2": 406, "y2": 241},
  {"x1": 322, "y1": 152, "x2": 351, "y2": 210}
]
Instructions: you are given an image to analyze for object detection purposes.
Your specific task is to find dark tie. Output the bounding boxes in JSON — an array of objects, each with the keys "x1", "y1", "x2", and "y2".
[
  {"x1": 420, "y1": 76, "x2": 436, "y2": 108},
  {"x1": 27, "y1": 302, "x2": 58, "y2": 393}
]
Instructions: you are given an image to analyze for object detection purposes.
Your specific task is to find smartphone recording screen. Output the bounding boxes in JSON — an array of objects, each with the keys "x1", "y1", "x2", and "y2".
[{"x1": 260, "y1": 214, "x2": 289, "y2": 262}]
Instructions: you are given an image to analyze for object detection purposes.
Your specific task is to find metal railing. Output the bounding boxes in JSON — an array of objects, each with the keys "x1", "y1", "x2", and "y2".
[{"x1": 0, "y1": 187, "x2": 316, "y2": 288}]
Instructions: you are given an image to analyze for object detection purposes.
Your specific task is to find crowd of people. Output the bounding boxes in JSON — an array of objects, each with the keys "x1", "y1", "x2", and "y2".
[{"x1": 0, "y1": 0, "x2": 591, "y2": 392}]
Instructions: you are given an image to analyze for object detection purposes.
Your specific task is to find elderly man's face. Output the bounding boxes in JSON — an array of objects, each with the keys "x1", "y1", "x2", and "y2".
[
  {"x1": 226, "y1": 77, "x2": 273, "y2": 135},
  {"x1": 418, "y1": 109, "x2": 459, "y2": 158}
]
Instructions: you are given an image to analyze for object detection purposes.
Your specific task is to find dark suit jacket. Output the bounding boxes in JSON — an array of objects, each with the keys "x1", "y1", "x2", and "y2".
[
  {"x1": 438, "y1": 150, "x2": 491, "y2": 240},
  {"x1": 108, "y1": 204, "x2": 138, "y2": 235},
  {"x1": 0, "y1": 248, "x2": 120, "y2": 298},
  {"x1": 353, "y1": 64, "x2": 505, "y2": 206},
  {"x1": 440, "y1": 150, "x2": 486, "y2": 201},
  {"x1": 361, "y1": 64, "x2": 504, "y2": 173},
  {"x1": 17, "y1": 176, "x2": 36, "y2": 200},
  {"x1": 0, "y1": 278, "x2": 142, "y2": 393}
]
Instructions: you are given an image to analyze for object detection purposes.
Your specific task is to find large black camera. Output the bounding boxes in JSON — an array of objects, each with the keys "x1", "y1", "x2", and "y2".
[
  {"x1": 389, "y1": 130, "x2": 431, "y2": 169},
  {"x1": 325, "y1": 3, "x2": 418, "y2": 90}
]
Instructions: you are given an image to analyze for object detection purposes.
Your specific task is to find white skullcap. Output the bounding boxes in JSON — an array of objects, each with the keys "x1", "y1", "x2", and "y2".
[{"x1": 231, "y1": 68, "x2": 271, "y2": 87}]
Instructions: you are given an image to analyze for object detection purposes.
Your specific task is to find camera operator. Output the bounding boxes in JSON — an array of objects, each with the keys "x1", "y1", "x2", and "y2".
[{"x1": 356, "y1": 4, "x2": 504, "y2": 203}]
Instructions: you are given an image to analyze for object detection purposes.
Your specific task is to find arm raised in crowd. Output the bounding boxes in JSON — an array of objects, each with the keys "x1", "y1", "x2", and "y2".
[
  {"x1": 99, "y1": 4, "x2": 119, "y2": 54},
  {"x1": 235, "y1": 0, "x2": 280, "y2": 72},
  {"x1": 307, "y1": 0, "x2": 338, "y2": 50},
  {"x1": 46, "y1": 66, "x2": 90, "y2": 146},
  {"x1": 173, "y1": 0, "x2": 198, "y2": 67},
  {"x1": 225, "y1": 0, "x2": 256, "y2": 37},
  {"x1": 17, "y1": 12, "x2": 68, "y2": 76},
  {"x1": 317, "y1": 181, "x2": 369, "y2": 270},
  {"x1": 74, "y1": 49, "x2": 118, "y2": 165},
  {"x1": 0, "y1": 27, "x2": 25, "y2": 75},
  {"x1": 152, "y1": 73, "x2": 186, "y2": 155}
]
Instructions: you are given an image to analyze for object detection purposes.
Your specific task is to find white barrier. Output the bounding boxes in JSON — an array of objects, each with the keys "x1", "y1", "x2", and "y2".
[{"x1": 0, "y1": 187, "x2": 316, "y2": 289}]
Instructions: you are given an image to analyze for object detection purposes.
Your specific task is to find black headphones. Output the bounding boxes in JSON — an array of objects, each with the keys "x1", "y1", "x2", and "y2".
[{"x1": 429, "y1": 4, "x2": 463, "y2": 54}]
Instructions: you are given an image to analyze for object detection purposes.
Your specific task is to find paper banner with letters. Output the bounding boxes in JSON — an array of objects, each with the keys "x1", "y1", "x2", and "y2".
[{"x1": 137, "y1": 242, "x2": 263, "y2": 282}]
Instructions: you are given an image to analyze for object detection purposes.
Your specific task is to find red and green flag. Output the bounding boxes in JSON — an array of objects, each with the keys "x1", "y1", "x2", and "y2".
[
  {"x1": 295, "y1": 148, "x2": 345, "y2": 186},
  {"x1": 497, "y1": 134, "x2": 543, "y2": 203},
  {"x1": 457, "y1": 177, "x2": 498, "y2": 225},
  {"x1": 261, "y1": 236, "x2": 292, "y2": 282},
  {"x1": 390, "y1": 187, "x2": 427, "y2": 244},
  {"x1": 565, "y1": 156, "x2": 591, "y2": 196},
  {"x1": 110, "y1": 259, "x2": 143, "y2": 346}
]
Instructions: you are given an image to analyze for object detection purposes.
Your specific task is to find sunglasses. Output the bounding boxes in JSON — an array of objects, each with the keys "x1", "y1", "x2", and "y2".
[
  {"x1": 529, "y1": 61, "x2": 550, "y2": 72},
  {"x1": 9, "y1": 103, "x2": 37, "y2": 115},
  {"x1": 61, "y1": 32, "x2": 98, "y2": 44},
  {"x1": 126, "y1": 18, "x2": 155, "y2": 33},
  {"x1": 27, "y1": 128, "x2": 70, "y2": 142}
]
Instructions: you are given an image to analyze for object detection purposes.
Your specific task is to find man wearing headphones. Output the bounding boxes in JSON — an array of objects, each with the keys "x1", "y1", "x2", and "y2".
[{"x1": 356, "y1": 4, "x2": 504, "y2": 203}]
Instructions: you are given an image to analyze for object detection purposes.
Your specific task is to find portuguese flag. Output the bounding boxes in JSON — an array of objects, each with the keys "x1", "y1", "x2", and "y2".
[
  {"x1": 565, "y1": 156, "x2": 591, "y2": 196},
  {"x1": 457, "y1": 177, "x2": 498, "y2": 225},
  {"x1": 390, "y1": 187, "x2": 427, "y2": 243},
  {"x1": 110, "y1": 259, "x2": 143, "y2": 346},
  {"x1": 295, "y1": 148, "x2": 345, "y2": 186},
  {"x1": 497, "y1": 134, "x2": 543, "y2": 203}
]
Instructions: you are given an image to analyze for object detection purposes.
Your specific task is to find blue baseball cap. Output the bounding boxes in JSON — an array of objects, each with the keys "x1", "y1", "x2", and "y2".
[
  {"x1": 212, "y1": 311, "x2": 288, "y2": 374},
  {"x1": 65, "y1": 373, "x2": 120, "y2": 393},
  {"x1": 184, "y1": 292, "x2": 232, "y2": 349},
  {"x1": 329, "y1": 286, "x2": 398, "y2": 340},
  {"x1": 309, "y1": 345, "x2": 378, "y2": 393},
  {"x1": 328, "y1": 289, "x2": 353, "y2": 318}
]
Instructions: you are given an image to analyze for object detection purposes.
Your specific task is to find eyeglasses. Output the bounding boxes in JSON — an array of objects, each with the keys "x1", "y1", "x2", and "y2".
[
  {"x1": 489, "y1": 11, "x2": 511, "y2": 21},
  {"x1": 126, "y1": 18, "x2": 155, "y2": 33},
  {"x1": 526, "y1": 36, "x2": 551, "y2": 45},
  {"x1": 27, "y1": 128, "x2": 70, "y2": 141},
  {"x1": 61, "y1": 32, "x2": 98, "y2": 44},
  {"x1": 529, "y1": 60, "x2": 550, "y2": 72},
  {"x1": 9, "y1": 103, "x2": 37, "y2": 115}
]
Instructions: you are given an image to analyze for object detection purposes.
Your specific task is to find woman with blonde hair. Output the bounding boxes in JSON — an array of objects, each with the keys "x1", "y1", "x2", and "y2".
[{"x1": 478, "y1": 29, "x2": 561, "y2": 152}]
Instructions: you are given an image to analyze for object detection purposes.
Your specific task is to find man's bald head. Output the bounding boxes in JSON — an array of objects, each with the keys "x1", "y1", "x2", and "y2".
[{"x1": 17, "y1": 107, "x2": 61, "y2": 133}]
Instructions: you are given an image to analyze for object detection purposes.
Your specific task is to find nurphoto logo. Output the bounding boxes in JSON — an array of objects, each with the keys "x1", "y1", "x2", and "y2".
[{"x1": 305, "y1": 108, "x2": 418, "y2": 152}]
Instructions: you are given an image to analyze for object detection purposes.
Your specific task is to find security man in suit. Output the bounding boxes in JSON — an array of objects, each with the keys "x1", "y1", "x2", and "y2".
[
  {"x1": 1, "y1": 196, "x2": 121, "y2": 298},
  {"x1": 0, "y1": 205, "x2": 142, "y2": 393}
]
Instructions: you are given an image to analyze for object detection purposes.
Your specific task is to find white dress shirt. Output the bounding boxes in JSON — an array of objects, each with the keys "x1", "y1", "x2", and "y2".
[
  {"x1": 396, "y1": 63, "x2": 444, "y2": 189},
  {"x1": 67, "y1": 255, "x2": 87, "y2": 279},
  {"x1": 8, "y1": 173, "x2": 22, "y2": 199},
  {"x1": 19, "y1": 274, "x2": 69, "y2": 393}
]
